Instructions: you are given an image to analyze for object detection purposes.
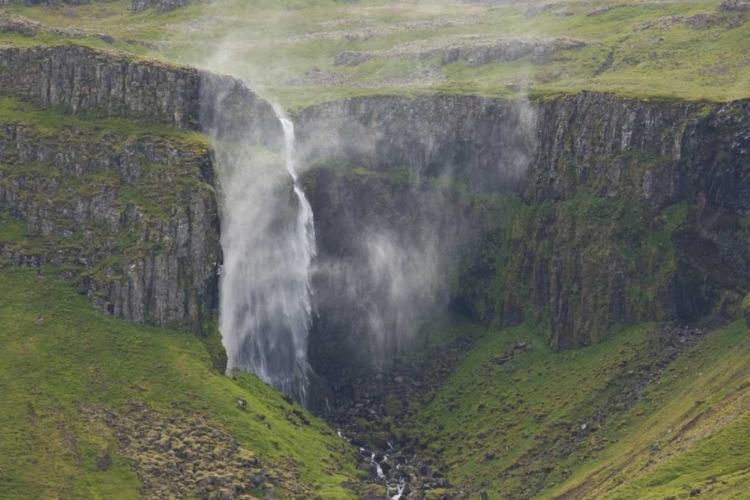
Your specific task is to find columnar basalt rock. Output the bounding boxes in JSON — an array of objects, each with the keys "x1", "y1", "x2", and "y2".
[
  {"x1": 0, "y1": 45, "x2": 283, "y2": 335},
  {"x1": 526, "y1": 93, "x2": 750, "y2": 209},
  {"x1": 0, "y1": 45, "x2": 281, "y2": 145},
  {"x1": 0, "y1": 124, "x2": 221, "y2": 333},
  {"x1": 296, "y1": 93, "x2": 750, "y2": 361}
]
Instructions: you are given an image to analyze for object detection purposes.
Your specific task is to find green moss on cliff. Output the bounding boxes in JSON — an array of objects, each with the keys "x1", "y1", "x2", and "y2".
[
  {"x1": 0, "y1": 97, "x2": 220, "y2": 333},
  {"x1": 458, "y1": 192, "x2": 676, "y2": 349},
  {"x1": 0, "y1": 267, "x2": 359, "y2": 500},
  {"x1": 0, "y1": 211, "x2": 26, "y2": 243}
]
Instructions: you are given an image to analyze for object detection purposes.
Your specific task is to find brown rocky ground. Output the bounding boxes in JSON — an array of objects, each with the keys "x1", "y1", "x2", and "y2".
[{"x1": 79, "y1": 401, "x2": 319, "y2": 500}]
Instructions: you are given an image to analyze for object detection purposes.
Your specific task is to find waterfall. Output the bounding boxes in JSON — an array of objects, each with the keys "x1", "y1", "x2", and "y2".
[{"x1": 218, "y1": 111, "x2": 316, "y2": 406}]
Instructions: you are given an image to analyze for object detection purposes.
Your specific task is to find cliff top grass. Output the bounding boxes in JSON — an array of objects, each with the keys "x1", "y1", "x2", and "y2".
[
  {"x1": 0, "y1": 266, "x2": 361, "y2": 499},
  {"x1": 1, "y1": 0, "x2": 749, "y2": 109}
]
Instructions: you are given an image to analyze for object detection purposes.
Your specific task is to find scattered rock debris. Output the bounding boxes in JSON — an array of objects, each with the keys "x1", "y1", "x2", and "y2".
[{"x1": 79, "y1": 401, "x2": 313, "y2": 500}]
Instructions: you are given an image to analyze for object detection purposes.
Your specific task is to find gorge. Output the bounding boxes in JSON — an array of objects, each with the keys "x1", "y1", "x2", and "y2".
[{"x1": 0, "y1": 1, "x2": 749, "y2": 496}]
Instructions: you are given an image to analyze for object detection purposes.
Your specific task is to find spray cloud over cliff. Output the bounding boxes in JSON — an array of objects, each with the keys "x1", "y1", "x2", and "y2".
[
  {"x1": 197, "y1": 23, "x2": 537, "y2": 384},
  {"x1": 199, "y1": 65, "x2": 316, "y2": 404},
  {"x1": 298, "y1": 96, "x2": 536, "y2": 371}
]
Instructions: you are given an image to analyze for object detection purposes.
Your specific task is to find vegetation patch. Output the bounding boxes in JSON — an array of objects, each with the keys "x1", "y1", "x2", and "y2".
[
  {"x1": 0, "y1": 267, "x2": 360, "y2": 499},
  {"x1": 392, "y1": 320, "x2": 750, "y2": 499}
]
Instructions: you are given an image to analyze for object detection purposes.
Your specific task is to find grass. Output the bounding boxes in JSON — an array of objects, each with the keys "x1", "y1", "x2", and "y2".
[
  {"x1": 0, "y1": 267, "x2": 360, "y2": 499},
  {"x1": 398, "y1": 320, "x2": 750, "y2": 499},
  {"x1": 0, "y1": 211, "x2": 26, "y2": 243},
  {"x1": 0, "y1": 96, "x2": 210, "y2": 145},
  {"x1": 2, "y1": 0, "x2": 749, "y2": 108},
  {"x1": 547, "y1": 320, "x2": 750, "y2": 499}
]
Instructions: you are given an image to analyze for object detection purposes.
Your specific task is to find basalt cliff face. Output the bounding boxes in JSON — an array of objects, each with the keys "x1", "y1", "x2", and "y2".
[
  {"x1": 296, "y1": 93, "x2": 750, "y2": 382},
  {"x1": 0, "y1": 45, "x2": 280, "y2": 143},
  {"x1": 0, "y1": 45, "x2": 281, "y2": 338},
  {"x1": 1, "y1": 45, "x2": 748, "y2": 384}
]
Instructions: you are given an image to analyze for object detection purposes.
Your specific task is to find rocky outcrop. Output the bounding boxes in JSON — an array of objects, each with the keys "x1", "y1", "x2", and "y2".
[
  {"x1": 131, "y1": 0, "x2": 189, "y2": 13},
  {"x1": 0, "y1": 45, "x2": 281, "y2": 145},
  {"x1": 0, "y1": 122, "x2": 221, "y2": 333},
  {"x1": 79, "y1": 402, "x2": 272, "y2": 499},
  {"x1": 0, "y1": 45, "x2": 282, "y2": 335},
  {"x1": 333, "y1": 36, "x2": 587, "y2": 68},
  {"x1": 718, "y1": 0, "x2": 750, "y2": 12},
  {"x1": 526, "y1": 93, "x2": 750, "y2": 209}
]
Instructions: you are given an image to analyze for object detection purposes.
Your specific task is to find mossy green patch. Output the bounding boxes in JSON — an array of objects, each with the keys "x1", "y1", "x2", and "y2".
[
  {"x1": 397, "y1": 320, "x2": 750, "y2": 499},
  {"x1": 0, "y1": 96, "x2": 210, "y2": 147},
  {"x1": 0, "y1": 210, "x2": 26, "y2": 243},
  {"x1": 456, "y1": 191, "x2": 677, "y2": 348},
  {"x1": 3, "y1": 0, "x2": 748, "y2": 107},
  {"x1": 0, "y1": 267, "x2": 359, "y2": 499}
]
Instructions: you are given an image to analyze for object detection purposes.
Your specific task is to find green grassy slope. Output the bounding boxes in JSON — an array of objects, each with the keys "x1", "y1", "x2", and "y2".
[
  {"x1": 0, "y1": 266, "x2": 359, "y2": 500},
  {"x1": 398, "y1": 320, "x2": 750, "y2": 499},
  {"x1": 2, "y1": 0, "x2": 749, "y2": 108}
]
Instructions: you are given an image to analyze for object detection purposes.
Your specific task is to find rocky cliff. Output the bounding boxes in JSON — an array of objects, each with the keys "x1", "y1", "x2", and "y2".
[
  {"x1": 0, "y1": 45, "x2": 281, "y2": 342},
  {"x1": 0, "y1": 45, "x2": 281, "y2": 145},
  {"x1": 296, "y1": 92, "x2": 750, "y2": 369},
  {"x1": 296, "y1": 95, "x2": 536, "y2": 193}
]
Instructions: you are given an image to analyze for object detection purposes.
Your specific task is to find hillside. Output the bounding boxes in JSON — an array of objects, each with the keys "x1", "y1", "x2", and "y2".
[
  {"x1": 0, "y1": 0, "x2": 749, "y2": 499},
  {"x1": 0, "y1": 0, "x2": 749, "y2": 108},
  {"x1": 0, "y1": 266, "x2": 360, "y2": 499}
]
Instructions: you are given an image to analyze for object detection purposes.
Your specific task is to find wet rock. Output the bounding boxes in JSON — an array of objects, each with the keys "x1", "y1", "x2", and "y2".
[
  {"x1": 379, "y1": 459, "x2": 393, "y2": 474},
  {"x1": 418, "y1": 464, "x2": 432, "y2": 477}
]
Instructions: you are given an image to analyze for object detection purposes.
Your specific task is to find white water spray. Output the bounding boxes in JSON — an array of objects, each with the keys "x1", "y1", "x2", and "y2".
[{"x1": 218, "y1": 111, "x2": 316, "y2": 406}]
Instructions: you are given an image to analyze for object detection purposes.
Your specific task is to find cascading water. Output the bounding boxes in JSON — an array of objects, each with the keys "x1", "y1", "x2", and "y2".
[{"x1": 218, "y1": 111, "x2": 316, "y2": 406}]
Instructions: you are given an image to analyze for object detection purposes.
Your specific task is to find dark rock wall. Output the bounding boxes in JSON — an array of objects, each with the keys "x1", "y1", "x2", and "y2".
[
  {"x1": 527, "y1": 93, "x2": 750, "y2": 211},
  {"x1": 0, "y1": 45, "x2": 281, "y2": 145},
  {"x1": 303, "y1": 167, "x2": 468, "y2": 382},
  {"x1": 0, "y1": 124, "x2": 220, "y2": 333},
  {"x1": 296, "y1": 95, "x2": 537, "y2": 193},
  {"x1": 0, "y1": 45, "x2": 282, "y2": 337},
  {"x1": 296, "y1": 93, "x2": 750, "y2": 363}
]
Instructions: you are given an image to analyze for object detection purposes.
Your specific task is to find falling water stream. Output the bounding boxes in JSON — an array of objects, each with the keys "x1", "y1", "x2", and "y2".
[{"x1": 219, "y1": 112, "x2": 316, "y2": 406}]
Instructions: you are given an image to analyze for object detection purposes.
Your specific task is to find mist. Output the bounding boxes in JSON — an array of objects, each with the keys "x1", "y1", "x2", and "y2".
[{"x1": 194, "y1": 5, "x2": 537, "y2": 401}]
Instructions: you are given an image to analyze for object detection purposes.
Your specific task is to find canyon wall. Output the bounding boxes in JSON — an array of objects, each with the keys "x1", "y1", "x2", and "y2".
[
  {"x1": 296, "y1": 93, "x2": 750, "y2": 375},
  {"x1": 0, "y1": 45, "x2": 281, "y2": 341},
  {"x1": 1, "y1": 44, "x2": 747, "y2": 380}
]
